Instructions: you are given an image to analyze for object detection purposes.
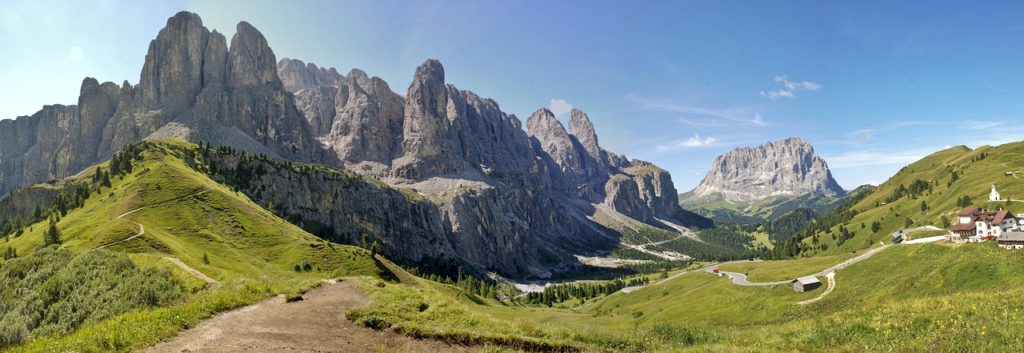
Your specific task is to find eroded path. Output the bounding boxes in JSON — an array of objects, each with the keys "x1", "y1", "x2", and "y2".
[
  {"x1": 163, "y1": 257, "x2": 219, "y2": 285},
  {"x1": 148, "y1": 280, "x2": 479, "y2": 353}
]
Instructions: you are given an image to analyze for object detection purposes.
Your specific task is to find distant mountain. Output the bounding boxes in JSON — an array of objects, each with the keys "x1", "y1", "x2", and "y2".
[
  {"x1": 680, "y1": 137, "x2": 846, "y2": 223},
  {"x1": 0, "y1": 11, "x2": 709, "y2": 278}
]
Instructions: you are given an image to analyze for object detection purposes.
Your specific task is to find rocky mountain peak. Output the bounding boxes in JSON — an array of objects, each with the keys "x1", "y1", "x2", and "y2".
[
  {"x1": 277, "y1": 58, "x2": 341, "y2": 92},
  {"x1": 527, "y1": 108, "x2": 585, "y2": 174},
  {"x1": 567, "y1": 108, "x2": 602, "y2": 164},
  {"x1": 227, "y1": 21, "x2": 279, "y2": 88},
  {"x1": 396, "y1": 59, "x2": 452, "y2": 174},
  {"x1": 139, "y1": 11, "x2": 210, "y2": 109},
  {"x1": 688, "y1": 137, "x2": 845, "y2": 202}
]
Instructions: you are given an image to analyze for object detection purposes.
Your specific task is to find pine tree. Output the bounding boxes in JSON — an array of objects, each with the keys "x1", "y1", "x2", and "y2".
[
  {"x1": 202, "y1": 253, "x2": 210, "y2": 264},
  {"x1": 101, "y1": 172, "x2": 112, "y2": 188},
  {"x1": 44, "y1": 218, "x2": 61, "y2": 246},
  {"x1": 370, "y1": 241, "x2": 379, "y2": 259}
]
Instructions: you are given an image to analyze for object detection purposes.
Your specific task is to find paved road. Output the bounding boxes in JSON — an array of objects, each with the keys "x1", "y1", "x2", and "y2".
[
  {"x1": 707, "y1": 270, "x2": 790, "y2": 286},
  {"x1": 620, "y1": 259, "x2": 764, "y2": 293},
  {"x1": 902, "y1": 235, "x2": 946, "y2": 244}
]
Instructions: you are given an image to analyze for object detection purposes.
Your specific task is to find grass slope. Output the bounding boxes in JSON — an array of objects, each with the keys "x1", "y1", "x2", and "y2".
[
  {"x1": 796, "y1": 142, "x2": 1024, "y2": 257},
  {"x1": 0, "y1": 141, "x2": 386, "y2": 351},
  {"x1": 352, "y1": 241, "x2": 1024, "y2": 352}
]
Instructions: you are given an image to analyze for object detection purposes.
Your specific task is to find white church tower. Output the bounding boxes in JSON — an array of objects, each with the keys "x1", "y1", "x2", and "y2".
[{"x1": 990, "y1": 184, "x2": 1001, "y2": 202}]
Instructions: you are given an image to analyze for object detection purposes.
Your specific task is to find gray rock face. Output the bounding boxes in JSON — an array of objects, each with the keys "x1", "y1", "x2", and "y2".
[
  {"x1": 139, "y1": 12, "x2": 208, "y2": 110},
  {"x1": 526, "y1": 108, "x2": 586, "y2": 175},
  {"x1": 277, "y1": 58, "x2": 343, "y2": 136},
  {"x1": 327, "y1": 70, "x2": 404, "y2": 170},
  {"x1": 0, "y1": 11, "x2": 702, "y2": 278},
  {"x1": 279, "y1": 56, "x2": 707, "y2": 276},
  {"x1": 0, "y1": 11, "x2": 330, "y2": 197},
  {"x1": 687, "y1": 137, "x2": 845, "y2": 203}
]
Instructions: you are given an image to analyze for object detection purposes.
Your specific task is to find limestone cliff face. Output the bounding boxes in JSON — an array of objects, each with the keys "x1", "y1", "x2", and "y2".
[
  {"x1": 199, "y1": 150, "x2": 457, "y2": 267},
  {"x1": 0, "y1": 11, "x2": 328, "y2": 196},
  {"x1": 686, "y1": 137, "x2": 845, "y2": 203},
  {"x1": 277, "y1": 57, "x2": 706, "y2": 276},
  {"x1": 0, "y1": 11, "x2": 704, "y2": 278}
]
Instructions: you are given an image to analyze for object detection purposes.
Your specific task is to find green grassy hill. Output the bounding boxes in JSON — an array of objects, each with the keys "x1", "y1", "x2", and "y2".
[
  {"x1": 4, "y1": 140, "x2": 1024, "y2": 352},
  {"x1": 680, "y1": 190, "x2": 861, "y2": 224},
  {"x1": 781, "y1": 142, "x2": 1024, "y2": 258},
  {"x1": 351, "y1": 241, "x2": 1024, "y2": 352},
  {"x1": 0, "y1": 141, "x2": 386, "y2": 351}
]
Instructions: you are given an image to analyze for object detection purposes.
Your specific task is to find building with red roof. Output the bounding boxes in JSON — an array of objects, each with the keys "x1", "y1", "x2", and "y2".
[{"x1": 947, "y1": 207, "x2": 1019, "y2": 243}]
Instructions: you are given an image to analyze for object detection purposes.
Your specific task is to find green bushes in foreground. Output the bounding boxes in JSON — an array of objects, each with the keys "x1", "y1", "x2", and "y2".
[
  {"x1": 9, "y1": 278, "x2": 316, "y2": 353},
  {"x1": 0, "y1": 246, "x2": 187, "y2": 348}
]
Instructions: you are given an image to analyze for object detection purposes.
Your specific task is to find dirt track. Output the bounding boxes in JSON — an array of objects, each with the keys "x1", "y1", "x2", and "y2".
[{"x1": 148, "y1": 280, "x2": 478, "y2": 353}]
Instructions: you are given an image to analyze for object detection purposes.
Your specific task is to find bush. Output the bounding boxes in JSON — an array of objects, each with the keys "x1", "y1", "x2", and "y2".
[{"x1": 0, "y1": 246, "x2": 187, "y2": 348}]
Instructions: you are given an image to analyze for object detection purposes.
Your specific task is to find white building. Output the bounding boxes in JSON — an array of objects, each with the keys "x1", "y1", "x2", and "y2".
[
  {"x1": 949, "y1": 207, "x2": 1019, "y2": 242},
  {"x1": 990, "y1": 184, "x2": 1001, "y2": 202}
]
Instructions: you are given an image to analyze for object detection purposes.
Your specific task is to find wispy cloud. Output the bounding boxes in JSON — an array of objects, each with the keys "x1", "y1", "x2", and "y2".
[
  {"x1": 959, "y1": 120, "x2": 1001, "y2": 131},
  {"x1": 824, "y1": 121, "x2": 933, "y2": 146},
  {"x1": 549, "y1": 98, "x2": 573, "y2": 118},
  {"x1": 627, "y1": 95, "x2": 769, "y2": 127},
  {"x1": 759, "y1": 90, "x2": 794, "y2": 99},
  {"x1": 824, "y1": 148, "x2": 936, "y2": 169},
  {"x1": 760, "y1": 75, "x2": 821, "y2": 99},
  {"x1": 656, "y1": 134, "x2": 718, "y2": 151}
]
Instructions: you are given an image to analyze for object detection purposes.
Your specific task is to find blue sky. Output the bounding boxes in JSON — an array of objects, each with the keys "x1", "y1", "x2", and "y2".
[{"x1": 3, "y1": 1, "x2": 1024, "y2": 190}]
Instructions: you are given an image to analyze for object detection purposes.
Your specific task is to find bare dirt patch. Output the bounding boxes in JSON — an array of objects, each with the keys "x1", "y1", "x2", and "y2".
[{"x1": 147, "y1": 280, "x2": 479, "y2": 353}]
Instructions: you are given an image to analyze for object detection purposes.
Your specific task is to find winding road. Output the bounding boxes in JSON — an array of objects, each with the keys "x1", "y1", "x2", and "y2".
[{"x1": 620, "y1": 241, "x2": 906, "y2": 305}]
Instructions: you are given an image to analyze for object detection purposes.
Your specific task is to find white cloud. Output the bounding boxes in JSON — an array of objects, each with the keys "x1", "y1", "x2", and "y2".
[
  {"x1": 549, "y1": 98, "x2": 573, "y2": 118},
  {"x1": 775, "y1": 75, "x2": 821, "y2": 91},
  {"x1": 656, "y1": 134, "x2": 717, "y2": 151},
  {"x1": 850, "y1": 129, "x2": 873, "y2": 141},
  {"x1": 824, "y1": 148, "x2": 934, "y2": 169},
  {"x1": 960, "y1": 120, "x2": 1001, "y2": 131},
  {"x1": 752, "y1": 114, "x2": 766, "y2": 126},
  {"x1": 759, "y1": 90, "x2": 794, "y2": 99},
  {"x1": 627, "y1": 95, "x2": 769, "y2": 127},
  {"x1": 68, "y1": 46, "x2": 84, "y2": 63},
  {"x1": 760, "y1": 75, "x2": 821, "y2": 99}
]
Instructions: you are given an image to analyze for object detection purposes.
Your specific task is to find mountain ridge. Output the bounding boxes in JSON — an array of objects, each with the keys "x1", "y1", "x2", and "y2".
[
  {"x1": 681, "y1": 137, "x2": 846, "y2": 222},
  {"x1": 0, "y1": 11, "x2": 708, "y2": 278}
]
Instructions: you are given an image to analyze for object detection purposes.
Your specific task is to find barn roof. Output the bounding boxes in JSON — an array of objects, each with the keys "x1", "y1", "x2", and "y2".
[
  {"x1": 792, "y1": 276, "x2": 821, "y2": 285},
  {"x1": 958, "y1": 207, "x2": 979, "y2": 216},
  {"x1": 951, "y1": 222, "x2": 977, "y2": 231},
  {"x1": 993, "y1": 210, "x2": 1015, "y2": 224},
  {"x1": 999, "y1": 232, "x2": 1024, "y2": 242}
]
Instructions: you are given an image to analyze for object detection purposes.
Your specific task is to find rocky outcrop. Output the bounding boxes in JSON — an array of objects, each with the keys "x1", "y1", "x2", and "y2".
[
  {"x1": 326, "y1": 69, "x2": 404, "y2": 171},
  {"x1": 686, "y1": 137, "x2": 845, "y2": 203},
  {"x1": 1, "y1": 11, "x2": 706, "y2": 278},
  {"x1": 0, "y1": 11, "x2": 329, "y2": 196},
  {"x1": 199, "y1": 149, "x2": 458, "y2": 269}
]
